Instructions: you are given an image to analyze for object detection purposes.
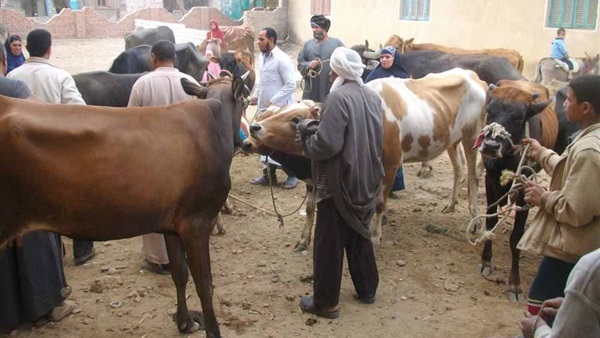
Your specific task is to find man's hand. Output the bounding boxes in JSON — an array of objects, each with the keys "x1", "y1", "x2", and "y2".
[
  {"x1": 523, "y1": 138, "x2": 543, "y2": 161},
  {"x1": 524, "y1": 180, "x2": 546, "y2": 206},
  {"x1": 249, "y1": 97, "x2": 258, "y2": 106},
  {"x1": 539, "y1": 297, "x2": 564, "y2": 322},
  {"x1": 309, "y1": 59, "x2": 320, "y2": 69},
  {"x1": 520, "y1": 312, "x2": 548, "y2": 338}
]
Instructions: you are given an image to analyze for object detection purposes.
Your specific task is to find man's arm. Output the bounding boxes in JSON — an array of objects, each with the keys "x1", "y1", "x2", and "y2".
[
  {"x1": 301, "y1": 94, "x2": 348, "y2": 161},
  {"x1": 541, "y1": 150, "x2": 600, "y2": 227},
  {"x1": 297, "y1": 42, "x2": 312, "y2": 76},
  {"x1": 269, "y1": 57, "x2": 296, "y2": 106},
  {"x1": 60, "y1": 74, "x2": 86, "y2": 105}
]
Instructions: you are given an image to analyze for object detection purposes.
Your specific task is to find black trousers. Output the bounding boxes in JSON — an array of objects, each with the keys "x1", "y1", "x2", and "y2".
[
  {"x1": 313, "y1": 198, "x2": 378, "y2": 308},
  {"x1": 72, "y1": 239, "x2": 93, "y2": 259}
]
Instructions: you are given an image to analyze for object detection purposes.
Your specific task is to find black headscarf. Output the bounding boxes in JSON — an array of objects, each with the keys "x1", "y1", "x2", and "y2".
[{"x1": 310, "y1": 15, "x2": 331, "y2": 32}]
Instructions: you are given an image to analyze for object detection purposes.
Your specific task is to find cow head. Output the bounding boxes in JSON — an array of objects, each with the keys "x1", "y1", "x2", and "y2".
[
  {"x1": 241, "y1": 101, "x2": 320, "y2": 156},
  {"x1": 181, "y1": 77, "x2": 247, "y2": 149},
  {"x1": 478, "y1": 83, "x2": 550, "y2": 159},
  {"x1": 581, "y1": 53, "x2": 600, "y2": 75}
]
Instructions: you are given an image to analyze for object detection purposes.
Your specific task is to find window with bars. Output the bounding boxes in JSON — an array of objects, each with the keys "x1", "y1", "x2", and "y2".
[
  {"x1": 311, "y1": 0, "x2": 331, "y2": 16},
  {"x1": 400, "y1": 0, "x2": 430, "y2": 21},
  {"x1": 547, "y1": 0, "x2": 598, "y2": 29},
  {"x1": 96, "y1": 0, "x2": 112, "y2": 7}
]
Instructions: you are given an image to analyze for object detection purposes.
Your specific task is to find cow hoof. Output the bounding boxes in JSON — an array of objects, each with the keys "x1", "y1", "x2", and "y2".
[
  {"x1": 417, "y1": 167, "x2": 433, "y2": 178},
  {"x1": 506, "y1": 290, "x2": 524, "y2": 303},
  {"x1": 479, "y1": 263, "x2": 493, "y2": 276},
  {"x1": 441, "y1": 204, "x2": 456, "y2": 213},
  {"x1": 293, "y1": 242, "x2": 308, "y2": 252},
  {"x1": 176, "y1": 311, "x2": 205, "y2": 333}
]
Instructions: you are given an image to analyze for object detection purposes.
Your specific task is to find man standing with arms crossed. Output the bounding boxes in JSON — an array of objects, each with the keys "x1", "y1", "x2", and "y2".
[
  {"x1": 127, "y1": 40, "x2": 200, "y2": 275},
  {"x1": 249, "y1": 27, "x2": 299, "y2": 189}
]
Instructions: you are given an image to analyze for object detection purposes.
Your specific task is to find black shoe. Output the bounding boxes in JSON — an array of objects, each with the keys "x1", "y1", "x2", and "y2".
[
  {"x1": 141, "y1": 259, "x2": 171, "y2": 275},
  {"x1": 355, "y1": 293, "x2": 376, "y2": 304},
  {"x1": 299, "y1": 296, "x2": 339, "y2": 319},
  {"x1": 74, "y1": 248, "x2": 96, "y2": 266}
]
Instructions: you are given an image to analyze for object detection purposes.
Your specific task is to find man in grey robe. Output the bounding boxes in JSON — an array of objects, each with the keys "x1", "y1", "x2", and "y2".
[
  {"x1": 297, "y1": 15, "x2": 344, "y2": 103},
  {"x1": 297, "y1": 47, "x2": 384, "y2": 319}
]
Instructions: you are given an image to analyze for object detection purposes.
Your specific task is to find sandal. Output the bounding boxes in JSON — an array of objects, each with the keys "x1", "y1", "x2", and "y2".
[
  {"x1": 141, "y1": 259, "x2": 171, "y2": 275},
  {"x1": 48, "y1": 300, "x2": 75, "y2": 322},
  {"x1": 299, "y1": 296, "x2": 339, "y2": 319},
  {"x1": 281, "y1": 176, "x2": 298, "y2": 189}
]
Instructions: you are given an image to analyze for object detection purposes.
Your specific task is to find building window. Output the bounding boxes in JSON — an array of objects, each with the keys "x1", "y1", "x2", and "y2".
[
  {"x1": 96, "y1": 0, "x2": 110, "y2": 7},
  {"x1": 311, "y1": 0, "x2": 331, "y2": 16},
  {"x1": 547, "y1": 0, "x2": 598, "y2": 29},
  {"x1": 400, "y1": 0, "x2": 430, "y2": 21}
]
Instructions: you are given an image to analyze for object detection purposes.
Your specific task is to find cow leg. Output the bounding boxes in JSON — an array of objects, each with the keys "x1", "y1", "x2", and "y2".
[
  {"x1": 462, "y1": 140, "x2": 480, "y2": 219},
  {"x1": 481, "y1": 172, "x2": 503, "y2": 276},
  {"x1": 442, "y1": 145, "x2": 462, "y2": 213},
  {"x1": 372, "y1": 164, "x2": 397, "y2": 245},
  {"x1": 164, "y1": 233, "x2": 203, "y2": 333},
  {"x1": 221, "y1": 198, "x2": 233, "y2": 214},
  {"x1": 294, "y1": 184, "x2": 315, "y2": 252},
  {"x1": 211, "y1": 212, "x2": 226, "y2": 235},
  {"x1": 417, "y1": 161, "x2": 433, "y2": 178},
  {"x1": 178, "y1": 217, "x2": 221, "y2": 338},
  {"x1": 507, "y1": 202, "x2": 527, "y2": 302}
]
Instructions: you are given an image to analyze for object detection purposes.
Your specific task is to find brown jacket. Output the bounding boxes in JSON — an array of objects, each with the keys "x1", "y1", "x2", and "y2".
[{"x1": 517, "y1": 123, "x2": 600, "y2": 263}]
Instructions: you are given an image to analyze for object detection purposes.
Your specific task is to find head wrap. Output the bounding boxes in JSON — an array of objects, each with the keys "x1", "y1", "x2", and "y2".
[
  {"x1": 329, "y1": 47, "x2": 366, "y2": 92},
  {"x1": 379, "y1": 46, "x2": 396, "y2": 56},
  {"x1": 3, "y1": 35, "x2": 26, "y2": 74},
  {"x1": 310, "y1": 15, "x2": 331, "y2": 32},
  {"x1": 207, "y1": 20, "x2": 224, "y2": 42}
]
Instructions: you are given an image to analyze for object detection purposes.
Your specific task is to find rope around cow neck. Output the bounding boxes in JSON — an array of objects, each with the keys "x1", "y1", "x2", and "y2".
[{"x1": 466, "y1": 123, "x2": 539, "y2": 245}]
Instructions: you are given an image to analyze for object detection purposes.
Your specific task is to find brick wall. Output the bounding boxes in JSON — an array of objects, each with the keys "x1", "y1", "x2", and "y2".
[{"x1": 0, "y1": 2, "x2": 289, "y2": 40}]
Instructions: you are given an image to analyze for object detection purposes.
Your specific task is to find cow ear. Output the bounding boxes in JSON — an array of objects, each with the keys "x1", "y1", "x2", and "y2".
[
  {"x1": 181, "y1": 78, "x2": 207, "y2": 98},
  {"x1": 232, "y1": 76, "x2": 245, "y2": 100},
  {"x1": 406, "y1": 38, "x2": 414, "y2": 44},
  {"x1": 525, "y1": 101, "x2": 550, "y2": 120}
]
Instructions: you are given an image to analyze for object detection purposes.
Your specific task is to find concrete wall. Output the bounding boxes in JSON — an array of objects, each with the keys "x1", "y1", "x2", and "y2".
[
  {"x1": 288, "y1": 0, "x2": 600, "y2": 79},
  {"x1": 1, "y1": 1, "x2": 288, "y2": 43}
]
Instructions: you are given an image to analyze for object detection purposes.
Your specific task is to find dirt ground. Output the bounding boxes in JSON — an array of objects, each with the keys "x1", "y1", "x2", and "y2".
[{"x1": 8, "y1": 38, "x2": 543, "y2": 338}]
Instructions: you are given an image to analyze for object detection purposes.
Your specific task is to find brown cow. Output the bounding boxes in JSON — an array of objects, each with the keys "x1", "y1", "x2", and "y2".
[
  {"x1": 476, "y1": 79, "x2": 563, "y2": 302},
  {"x1": 385, "y1": 35, "x2": 524, "y2": 74},
  {"x1": 0, "y1": 77, "x2": 246, "y2": 338},
  {"x1": 243, "y1": 68, "x2": 487, "y2": 247}
]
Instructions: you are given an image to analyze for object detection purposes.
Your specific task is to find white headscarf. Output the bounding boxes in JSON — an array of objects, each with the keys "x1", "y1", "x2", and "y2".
[{"x1": 329, "y1": 47, "x2": 366, "y2": 92}]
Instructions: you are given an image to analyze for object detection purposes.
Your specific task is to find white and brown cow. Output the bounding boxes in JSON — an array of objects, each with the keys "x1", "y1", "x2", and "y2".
[{"x1": 243, "y1": 68, "x2": 487, "y2": 246}]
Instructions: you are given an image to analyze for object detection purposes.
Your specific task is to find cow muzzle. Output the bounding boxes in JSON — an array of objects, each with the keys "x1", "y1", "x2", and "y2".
[
  {"x1": 480, "y1": 139, "x2": 504, "y2": 159},
  {"x1": 241, "y1": 139, "x2": 255, "y2": 153}
]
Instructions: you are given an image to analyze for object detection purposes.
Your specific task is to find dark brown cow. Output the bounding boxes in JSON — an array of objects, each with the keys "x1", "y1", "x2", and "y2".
[
  {"x1": 0, "y1": 77, "x2": 246, "y2": 338},
  {"x1": 385, "y1": 35, "x2": 524, "y2": 74},
  {"x1": 476, "y1": 80, "x2": 563, "y2": 302}
]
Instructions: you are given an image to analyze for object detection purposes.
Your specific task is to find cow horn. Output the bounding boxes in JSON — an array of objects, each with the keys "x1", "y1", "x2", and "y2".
[
  {"x1": 488, "y1": 83, "x2": 497, "y2": 90},
  {"x1": 241, "y1": 70, "x2": 250, "y2": 80},
  {"x1": 365, "y1": 39, "x2": 369, "y2": 49},
  {"x1": 206, "y1": 72, "x2": 216, "y2": 80},
  {"x1": 362, "y1": 51, "x2": 380, "y2": 60}
]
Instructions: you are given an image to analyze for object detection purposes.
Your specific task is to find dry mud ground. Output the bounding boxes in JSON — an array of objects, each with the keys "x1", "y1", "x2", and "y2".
[{"x1": 7, "y1": 38, "x2": 544, "y2": 338}]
